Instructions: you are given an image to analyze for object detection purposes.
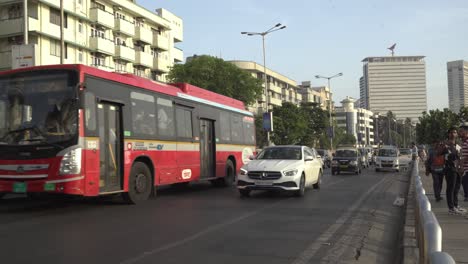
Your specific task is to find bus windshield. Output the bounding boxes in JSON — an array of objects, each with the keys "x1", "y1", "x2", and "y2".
[{"x1": 0, "y1": 71, "x2": 78, "y2": 146}]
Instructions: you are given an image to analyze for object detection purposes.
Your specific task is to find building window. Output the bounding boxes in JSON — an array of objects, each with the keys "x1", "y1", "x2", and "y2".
[
  {"x1": 50, "y1": 7, "x2": 67, "y2": 28},
  {"x1": 91, "y1": 1, "x2": 105, "y2": 11},
  {"x1": 8, "y1": 4, "x2": 22, "y2": 19},
  {"x1": 78, "y1": 23, "x2": 83, "y2": 33},
  {"x1": 91, "y1": 55, "x2": 105, "y2": 66},
  {"x1": 50, "y1": 39, "x2": 60, "y2": 57},
  {"x1": 78, "y1": 50, "x2": 83, "y2": 62},
  {"x1": 114, "y1": 60, "x2": 126, "y2": 72},
  {"x1": 90, "y1": 27, "x2": 105, "y2": 38}
]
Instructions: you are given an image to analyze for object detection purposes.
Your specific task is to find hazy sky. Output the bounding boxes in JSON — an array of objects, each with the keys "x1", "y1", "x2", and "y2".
[{"x1": 139, "y1": 0, "x2": 468, "y2": 110}]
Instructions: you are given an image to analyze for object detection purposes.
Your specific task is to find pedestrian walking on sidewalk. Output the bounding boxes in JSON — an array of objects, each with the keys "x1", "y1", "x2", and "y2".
[
  {"x1": 443, "y1": 127, "x2": 465, "y2": 215},
  {"x1": 460, "y1": 123, "x2": 468, "y2": 204},
  {"x1": 411, "y1": 142, "x2": 418, "y2": 161},
  {"x1": 425, "y1": 140, "x2": 445, "y2": 202}
]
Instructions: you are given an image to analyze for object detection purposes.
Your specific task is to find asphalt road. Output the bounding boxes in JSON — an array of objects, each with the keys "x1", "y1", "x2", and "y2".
[{"x1": 0, "y1": 167, "x2": 409, "y2": 264}]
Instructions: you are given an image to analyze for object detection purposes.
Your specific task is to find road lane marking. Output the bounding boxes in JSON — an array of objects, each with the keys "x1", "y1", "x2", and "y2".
[
  {"x1": 291, "y1": 175, "x2": 389, "y2": 264},
  {"x1": 119, "y1": 199, "x2": 285, "y2": 264},
  {"x1": 119, "y1": 177, "x2": 348, "y2": 264}
]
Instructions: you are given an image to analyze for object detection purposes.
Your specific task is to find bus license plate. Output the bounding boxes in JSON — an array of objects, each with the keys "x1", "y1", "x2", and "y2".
[
  {"x1": 13, "y1": 182, "x2": 27, "y2": 193},
  {"x1": 255, "y1": 181, "x2": 273, "y2": 186}
]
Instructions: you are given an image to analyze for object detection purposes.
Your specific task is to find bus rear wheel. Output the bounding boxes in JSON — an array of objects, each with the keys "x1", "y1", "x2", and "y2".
[
  {"x1": 212, "y1": 160, "x2": 235, "y2": 187},
  {"x1": 123, "y1": 162, "x2": 153, "y2": 204}
]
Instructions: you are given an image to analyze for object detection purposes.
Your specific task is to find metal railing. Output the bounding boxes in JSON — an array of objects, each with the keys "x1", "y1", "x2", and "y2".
[{"x1": 412, "y1": 160, "x2": 456, "y2": 264}]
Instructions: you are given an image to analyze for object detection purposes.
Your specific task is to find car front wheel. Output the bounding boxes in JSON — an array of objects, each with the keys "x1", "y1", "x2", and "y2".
[{"x1": 295, "y1": 174, "x2": 306, "y2": 197}]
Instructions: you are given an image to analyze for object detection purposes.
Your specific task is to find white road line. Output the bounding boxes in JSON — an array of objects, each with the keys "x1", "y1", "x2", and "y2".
[
  {"x1": 120, "y1": 174, "x2": 349, "y2": 264},
  {"x1": 119, "y1": 200, "x2": 285, "y2": 264},
  {"x1": 291, "y1": 175, "x2": 388, "y2": 264}
]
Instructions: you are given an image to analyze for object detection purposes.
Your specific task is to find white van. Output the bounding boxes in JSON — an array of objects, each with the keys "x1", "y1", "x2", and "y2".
[{"x1": 375, "y1": 146, "x2": 400, "y2": 172}]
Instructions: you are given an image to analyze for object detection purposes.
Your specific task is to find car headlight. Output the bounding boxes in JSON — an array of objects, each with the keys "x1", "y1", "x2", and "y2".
[
  {"x1": 283, "y1": 169, "x2": 298, "y2": 176},
  {"x1": 350, "y1": 161, "x2": 357, "y2": 165},
  {"x1": 240, "y1": 168, "x2": 248, "y2": 175},
  {"x1": 59, "y1": 148, "x2": 82, "y2": 175}
]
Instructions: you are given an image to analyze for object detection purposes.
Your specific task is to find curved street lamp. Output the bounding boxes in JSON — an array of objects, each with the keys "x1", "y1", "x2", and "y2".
[
  {"x1": 315, "y1": 73, "x2": 343, "y2": 149},
  {"x1": 241, "y1": 23, "x2": 286, "y2": 146}
]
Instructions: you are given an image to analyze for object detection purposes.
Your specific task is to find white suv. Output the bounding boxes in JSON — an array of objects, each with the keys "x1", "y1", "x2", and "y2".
[{"x1": 375, "y1": 146, "x2": 400, "y2": 172}]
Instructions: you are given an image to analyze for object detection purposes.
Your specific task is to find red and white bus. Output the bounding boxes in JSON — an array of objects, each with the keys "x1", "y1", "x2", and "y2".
[{"x1": 0, "y1": 64, "x2": 256, "y2": 203}]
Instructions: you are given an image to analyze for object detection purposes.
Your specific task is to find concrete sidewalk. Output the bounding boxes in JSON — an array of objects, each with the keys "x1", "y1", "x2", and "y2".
[{"x1": 420, "y1": 170, "x2": 468, "y2": 263}]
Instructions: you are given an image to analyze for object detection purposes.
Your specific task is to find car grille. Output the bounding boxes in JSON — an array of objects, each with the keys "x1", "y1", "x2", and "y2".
[
  {"x1": 248, "y1": 171, "x2": 282, "y2": 180},
  {"x1": 381, "y1": 160, "x2": 394, "y2": 167},
  {"x1": 339, "y1": 160, "x2": 349, "y2": 165}
]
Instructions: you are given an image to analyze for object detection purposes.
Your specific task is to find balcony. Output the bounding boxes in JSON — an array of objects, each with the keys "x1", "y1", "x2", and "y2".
[
  {"x1": 269, "y1": 84, "x2": 282, "y2": 94},
  {"x1": 135, "y1": 26, "x2": 153, "y2": 45},
  {"x1": 89, "y1": 37, "x2": 115, "y2": 56},
  {"x1": 0, "y1": 51, "x2": 12, "y2": 69},
  {"x1": 152, "y1": 34, "x2": 169, "y2": 51},
  {"x1": 153, "y1": 57, "x2": 169, "y2": 73},
  {"x1": 269, "y1": 97, "x2": 283, "y2": 107},
  {"x1": 115, "y1": 45, "x2": 135, "y2": 62},
  {"x1": 114, "y1": 18, "x2": 134, "y2": 37},
  {"x1": 173, "y1": 47, "x2": 183, "y2": 63},
  {"x1": 90, "y1": 8, "x2": 114, "y2": 28},
  {"x1": 134, "y1": 51, "x2": 153, "y2": 68},
  {"x1": 0, "y1": 17, "x2": 39, "y2": 36}
]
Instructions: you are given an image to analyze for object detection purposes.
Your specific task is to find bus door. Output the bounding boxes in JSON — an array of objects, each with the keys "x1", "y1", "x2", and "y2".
[
  {"x1": 199, "y1": 119, "x2": 215, "y2": 179},
  {"x1": 97, "y1": 102, "x2": 122, "y2": 193}
]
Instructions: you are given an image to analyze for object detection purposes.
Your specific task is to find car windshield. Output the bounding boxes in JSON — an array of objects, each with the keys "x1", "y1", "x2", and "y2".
[
  {"x1": 335, "y1": 150, "x2": 357, "y2": 157},
  {"x1": 400, "y1": 149, "x2": 411, "y2": 155},
  {"x1": 0, "y1": 71, "x2": 78, "y2": 146},
  {"x1": 256, "y1": 147, "x2": 302, "y2": 160},
  {"x1": 379, "y1": 149, "x2": 398, "y2": 157}
]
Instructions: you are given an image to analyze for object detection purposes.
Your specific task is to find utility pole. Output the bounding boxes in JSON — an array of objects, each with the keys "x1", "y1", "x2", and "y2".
[
  {"x1": 23, "y1": 0, "x2": 28, "y2": 44},
  {"x1": 60, "y1": 0, "x2": 64, "y2": 64}
]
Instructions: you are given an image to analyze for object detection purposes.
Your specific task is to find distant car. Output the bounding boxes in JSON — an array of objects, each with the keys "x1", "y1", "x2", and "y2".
[
  {"x1": 237, "y1": 145, "x2": 323, "y2": 197},
  {"x1": 375, "y1": 146, "x2": 400, "y2": 172},
  {"x1": 331, "y1": 148, "x2": 362, "y2": 175},
  {"x1": 317, "y1": 149, "x2": 331, "y2": 168},
  {"x1": 398, "y1": 148, "x2": 412, "y2": 170}
]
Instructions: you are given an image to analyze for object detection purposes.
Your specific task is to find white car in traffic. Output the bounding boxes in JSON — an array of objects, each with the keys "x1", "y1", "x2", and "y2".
[{"x1": 237, "y1": 145, "x2": 323, "y2": 197}]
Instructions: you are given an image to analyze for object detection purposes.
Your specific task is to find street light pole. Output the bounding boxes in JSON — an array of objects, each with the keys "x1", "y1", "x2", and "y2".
[
  {"x1": 315, "y1": 73, "x2": 343, "y2": 150},
  {"x1": 241, "y1": 23, "x2": 286, "y2": 147}
]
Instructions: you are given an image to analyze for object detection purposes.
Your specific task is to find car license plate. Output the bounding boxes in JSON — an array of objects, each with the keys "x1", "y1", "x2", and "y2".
[
  {"x1": 255, "y1": 181, "x2": 273, "y2": 186},
  {"x1": 13, "y1": 182, "x2": 27, "y2": 193},
  {"x1": 340, "y1": 165, "x2": 348, "y2": 169}
]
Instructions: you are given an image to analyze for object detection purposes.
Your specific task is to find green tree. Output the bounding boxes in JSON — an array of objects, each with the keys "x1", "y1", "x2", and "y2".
[
  {"x1": 167, "y1": 55, "x2": 263, "y2": 105},
  {"x1": 298, "y1": 102, "x2": 328, "y2": 147},
  {"x1": 416, "y1": 109, "x2": 459, "y2": 144},
  {"x1": 270, "y1": 102, "x2": 307, "y2": 145}
]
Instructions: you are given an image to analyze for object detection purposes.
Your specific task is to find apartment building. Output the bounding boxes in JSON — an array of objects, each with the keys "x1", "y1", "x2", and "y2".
[
  {"x1": 335, "y1": 97, "x2": 374, "y2": 146},
  {"x1": 447, "y1": 60, "x2": 468, "y2": 113},
  {"x1": 297, "y1": 81, "x2": 332, "y2": 111},
  {"x1": 229, "y1": 60, "x2": 302, "y2": 115},
  {"x1": 360, "y1": 56, "x2": 427, "y2": 121},
  {"x1": 0, "y1": 0, "x2": 183, "y2": 82}
]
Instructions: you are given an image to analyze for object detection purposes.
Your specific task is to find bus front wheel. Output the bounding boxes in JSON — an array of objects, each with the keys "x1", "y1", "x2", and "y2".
[{"x1": 123, "y1": 162, "x2": 153, "y2": 204}]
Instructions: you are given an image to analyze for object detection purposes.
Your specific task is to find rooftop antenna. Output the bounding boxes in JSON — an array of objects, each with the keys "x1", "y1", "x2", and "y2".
[{"x1": 388, "y1": 43, "x2": 396, "y2": 56}]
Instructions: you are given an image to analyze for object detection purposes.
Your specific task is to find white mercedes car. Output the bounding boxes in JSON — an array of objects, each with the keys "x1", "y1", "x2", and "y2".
[{"x1": 237, "y1": 145, "x2": 323, "y2": 197}]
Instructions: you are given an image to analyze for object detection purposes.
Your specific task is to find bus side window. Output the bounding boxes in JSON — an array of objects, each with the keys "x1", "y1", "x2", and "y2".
[
  {"x1": 84, "y1": 92, "x2": 96, "y2": 131},
  {"x1": 130, "y1": 92, "x2": 156, "y2": 136},
  {"x1": 157, "y1": 98, "x2": 174, "y2": 137},
  {"x1": 219, "y1": 112, "x2": 231, "y2": 141},
  {"x1": 176, "y1": 107, "x2": 192, "y2": 138},
  {"x1": 231, "y1": 114, "x2": 242, "y2": 142},
  {"x1": 0, "y1": 101, "x2": 5, "y2": 134}
]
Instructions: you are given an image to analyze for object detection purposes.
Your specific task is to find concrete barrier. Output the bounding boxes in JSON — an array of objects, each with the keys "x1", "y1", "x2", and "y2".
[{"x1": 411, "y1": 160, "x2": 454, "y2": 264}]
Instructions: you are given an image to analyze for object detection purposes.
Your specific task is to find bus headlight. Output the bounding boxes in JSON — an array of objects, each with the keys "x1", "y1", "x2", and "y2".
[{"x1": 59, "y1": 148, "x2": 82, "y2": 175}]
